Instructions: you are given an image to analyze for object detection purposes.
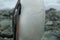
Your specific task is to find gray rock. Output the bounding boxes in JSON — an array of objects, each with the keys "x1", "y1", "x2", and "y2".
[{"x1": 41, "y1": 31, "x2": 58, "y2": 40}]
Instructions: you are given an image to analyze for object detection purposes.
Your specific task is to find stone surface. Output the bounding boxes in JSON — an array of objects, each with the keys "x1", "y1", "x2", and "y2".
[{"x1": 0, "y1": 9, "x2": 13, "y2": 40}]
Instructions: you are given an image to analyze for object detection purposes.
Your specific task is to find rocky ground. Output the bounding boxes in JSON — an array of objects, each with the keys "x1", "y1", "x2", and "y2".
[
  {"x1": 41, "y1": 8, "x2": 60, "y2": 40},
  {"x1": 0, "y1": 9, "x2": 13, "y2": 40}
]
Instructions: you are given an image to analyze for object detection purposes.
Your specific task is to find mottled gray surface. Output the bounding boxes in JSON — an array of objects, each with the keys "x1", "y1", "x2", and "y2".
[
  {"x1": 41, "y1": 31, "x2": 58, "y2": 40},
  {"x1": 0, "y1": 10, "x2": 13, "y2": 40}
]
